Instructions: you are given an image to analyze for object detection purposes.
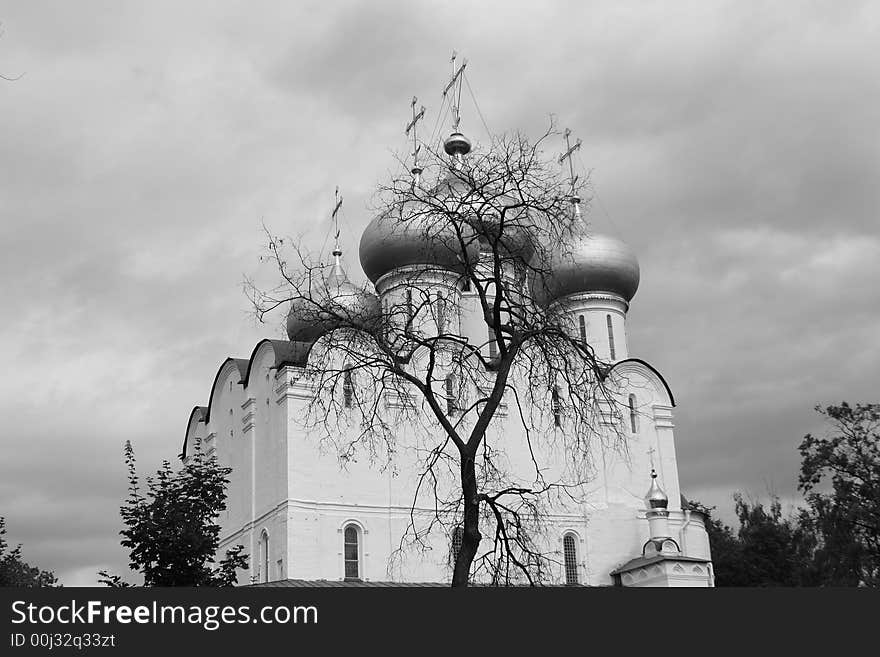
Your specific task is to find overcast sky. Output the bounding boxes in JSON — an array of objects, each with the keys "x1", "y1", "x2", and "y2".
[{"x1": 1, "y1": 1, "x2": 878, "y2": 586}]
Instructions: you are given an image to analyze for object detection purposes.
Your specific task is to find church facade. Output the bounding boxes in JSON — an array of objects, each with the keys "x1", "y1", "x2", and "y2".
[
  {"x1": 182, "y1": 226, "x2": 713, "y2": 587},
  {"x1": 183, "y1": 85, "x2": 713, "y2": 585}
]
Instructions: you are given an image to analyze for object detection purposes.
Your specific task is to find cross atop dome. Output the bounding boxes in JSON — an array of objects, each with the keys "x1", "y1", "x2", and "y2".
[
  {"x1": 405, "y1": 96, "x2": 426, "y2": 185},
  {"x1": 442, "y1": 51, "x2": 471, "y2": 165},
  {"x1": 558, "y1": 128, "x2": 583, "y2": 218}
]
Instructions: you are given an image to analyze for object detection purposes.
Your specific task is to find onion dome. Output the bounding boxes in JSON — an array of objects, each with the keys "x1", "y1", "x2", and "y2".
[
  {"x1": 430, "y1": 173, "x2": 536, "y2": 262},
  {"x1": 469, "y1": 206, "x2": 535, "y2": 262},
  {"x1": 644, "y1": 469, "x2": 669, "y2": 510},
  {"x1": 358, "y1": 201, "x2": 480, "y2": 284},
  {"x1": 443, "y1": 131, "x2": 472, "y2": 157},
  {"x1": 286, "y1": 250, "x2": 380, "y2": 342},
  {"x1": 538, "y1": 230, "x2": 640, "y2": 304}
]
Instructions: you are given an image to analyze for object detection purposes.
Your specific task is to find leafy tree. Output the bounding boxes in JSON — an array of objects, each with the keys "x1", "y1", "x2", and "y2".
[
  {"x1": 99, "y1": 440, "x2": 248, "y2": 586},
  {"x1": 690, "y1": 496, "x2": 815, "y2": 586},
  {"x1": 731, "y1": 494, "x2": 815, "y2": 586},
  {"x1": 0, "y1": 517, "x2": 58, "y2": 587},
  {"x1": 799, "y1": 402, "x2": 880, "y2": 586}
]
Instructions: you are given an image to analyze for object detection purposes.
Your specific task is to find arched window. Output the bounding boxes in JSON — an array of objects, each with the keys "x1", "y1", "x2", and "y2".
[
  {"x1": 445, "y1": 374, "x2": 457, "y2": 416},
  {"x1": 552, "y1": 386, "x2": 562, "y2": 427},
  {"x1": 436, "y1": 291, "x2": 447, "y2": 332},
  {"x1": 488, "y1": 327, "x2": 498, "y2": 358},
  {"x1": 579, "y1": 315, "x2": 587, "y2": 341},
  {"x1": 628, "y1": 394, "x2": 638, "y2": 434},
  {"x1": 563, "y1": 533, "x2": 579, "y2": 585},
  {"x1": 343, "y1": 369, "x2": 354, "y2": 408},
  {"x1": 343, "y1": 525, "x2": 361, "y2": 580},
  {"x1": 260, "y1": 530, "x2": 270, "y2": 583},
  {"x1": 606, "y1": 314, "x2": 616, "y2": 360},
  {"x1": 451, "y1": 526, "x2": 464, "y2": 566}
]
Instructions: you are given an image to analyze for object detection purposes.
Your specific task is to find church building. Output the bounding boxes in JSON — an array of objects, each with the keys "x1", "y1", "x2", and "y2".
[{"x1": 182, "y1": 68, "x2": 713, "y2": 587}]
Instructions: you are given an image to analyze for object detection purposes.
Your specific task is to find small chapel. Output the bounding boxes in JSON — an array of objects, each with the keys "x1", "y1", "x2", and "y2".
[{"x1": 182, "y1": 60, "x2": 714, "y2": 587}]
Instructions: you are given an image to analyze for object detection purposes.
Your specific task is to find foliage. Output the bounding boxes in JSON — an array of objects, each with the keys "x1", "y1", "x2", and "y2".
[
  {"x1": 100, "y1": 440, "x2": 248, "y2": 587},
  {"x1": 692, "y1": 401, "x2": 880, "y2": 587},
  {"x1": 0, "y1": 516, "x2": 58, "y2": 587},
  {"x1": 689, "y1": 496, "x2": 813, "y2": 586},
  {"x1": 798, "y1": 402, "x2": 880, "y2": 586}
]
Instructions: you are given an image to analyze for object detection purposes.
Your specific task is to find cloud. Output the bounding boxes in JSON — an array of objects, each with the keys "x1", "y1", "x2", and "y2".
[{"x1": 0, "y1": 0, "x2": 878, "y2": 577}]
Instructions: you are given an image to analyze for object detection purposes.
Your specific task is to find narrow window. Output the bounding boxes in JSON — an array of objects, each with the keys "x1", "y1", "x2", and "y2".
[
  {"x1": 578, "y1": 315, "x2": 587, "y2": 341},
  {"x1": 628, "y1": 394, "x2": 638, "y2": 434},
  {"x1": 344, "y1": 525, "x2": 360, "y2": 580},
  {"x1": 406, "y1": 288, "x2": 414, "y2": 323},
  {"x1": 451, "y1": 526, "x2": 464, "y2": 565},
  {"x1": 343, "y1": 369, "x2": 354, "y2": 408},
  {"x1": 445, "y1": 374, "x2": 457, "y2": 415},
  {"x1": 260, "y1": 530, "x2": 270, "y2": 583},
  {"x1": 488, "y1": 327, "x2": 498, "y2": 358},
  {"x1": 606, "y1": 314, "x2": 616, "y2": 360},
  {"x1": 462, "y1": 277, "x2": 471, "y2": 292},
  {"x1": 552, "y1": 386, "x2": 562, "y2": 427},
  {"x1": 436, "y1": 291, "x2": 447, "y2": 333},
  {"x1": 563, "y1": 534, "x2": 579, "y2": 585}
]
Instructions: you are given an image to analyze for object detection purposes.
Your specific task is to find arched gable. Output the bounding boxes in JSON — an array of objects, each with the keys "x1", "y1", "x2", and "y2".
[
  {"x1": 181, "y1": 339, "x2": 314, "y2": 461},
  {"x1": 180, "y1": 405, "x2": 208, "y2": 460},
  {"x1": 242, "y1": 339, "x2": 313, "y2": 388},
  {"x1": 607, "y1": 358, "x2": 675, "y2": 407},
  {"x1": 205, "y1": 357, "x2": 250, "y2": 424}
]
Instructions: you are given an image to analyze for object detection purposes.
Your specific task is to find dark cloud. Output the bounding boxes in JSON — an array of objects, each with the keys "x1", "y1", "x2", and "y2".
[{"x1": 1, "y1": 1, "x2": 878, "y2": 580}]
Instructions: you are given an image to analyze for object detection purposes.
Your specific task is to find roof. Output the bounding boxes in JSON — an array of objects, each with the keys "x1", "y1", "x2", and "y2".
[
  {"x1": 606, "y1": 358, "x2": 676, "y2": 407},
  {"x1": 251, "y1": 579, "x2": 448, "y2": 588},
  {"x1": 248, "y1": 579, "x2": 590, "y2": 588},
  {"x1": 610, "y1": 553, "x2": 710, "y2": 576}
]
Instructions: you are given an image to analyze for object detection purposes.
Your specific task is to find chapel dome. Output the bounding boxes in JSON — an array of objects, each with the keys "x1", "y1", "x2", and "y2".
[
  {"x1": 644, "y1": 470, "x2": 669, "y2": 510},
  {"x1": 538, "y1": 231, "x2": 640, "y2": 304},
  {"x1": 286, "y1": 251, "x2": 380, "y2": 342},
  {"x1": 358, "y1": 198, "x2": 481, "y2": 284}
]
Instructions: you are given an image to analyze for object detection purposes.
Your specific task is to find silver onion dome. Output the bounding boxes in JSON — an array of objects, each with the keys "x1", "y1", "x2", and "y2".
[
  {"x1": 431, "y1": 173, "x2": 536, "y2": 262},
  {"x1": 469, "y1": 204, "x2": 535, "y2": 262},
  {"x1": 538, "y1": 231, "x2": 640, "y2": 304},
  {"x1": 358, "y1": 201, "x2": 481, "y2": 284},
  {"x1": 645, "y1": 469, "x2": 669, "y2": 509},
  {"x1": 286, "y1": 250, "x2": 380, "y2": 342}
]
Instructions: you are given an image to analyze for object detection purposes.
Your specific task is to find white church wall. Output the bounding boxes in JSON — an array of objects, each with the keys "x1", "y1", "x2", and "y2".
[{"x1": 194, "y1": 268, "x2": 712, "y2": 586}]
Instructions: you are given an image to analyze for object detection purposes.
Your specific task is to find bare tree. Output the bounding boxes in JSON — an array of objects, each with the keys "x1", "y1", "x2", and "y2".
[{"x1": 246, "y1": 124, "x2": 628, "y2": 586}]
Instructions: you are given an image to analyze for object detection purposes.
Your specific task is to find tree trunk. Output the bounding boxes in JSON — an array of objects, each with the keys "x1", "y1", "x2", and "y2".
[{"x1": 452, "y1": 452, "x2": 481, "y2": 587}]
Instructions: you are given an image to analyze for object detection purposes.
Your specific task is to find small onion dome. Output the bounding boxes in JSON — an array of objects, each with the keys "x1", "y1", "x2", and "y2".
[
  {"x1": 537, "y1": 231, "x2": 640, "y2": 305},
  {"x1": 358, "y1": 202, "x2": 480, "y2": 283},
  {"x1": 644, "y1": 469, "x2": 669, "y2": 509},
  {"x1": 286, "y1": 251, "x2": 380, "y2": 342},
  {"x1": 443, "y1": 131, "x2": 472, "y2": 157}
]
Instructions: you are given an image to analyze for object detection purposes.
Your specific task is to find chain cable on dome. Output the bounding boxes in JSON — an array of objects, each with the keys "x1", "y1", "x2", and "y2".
[{"x1": 463, "y1": 71, "x2": 494, "y2": 146}]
